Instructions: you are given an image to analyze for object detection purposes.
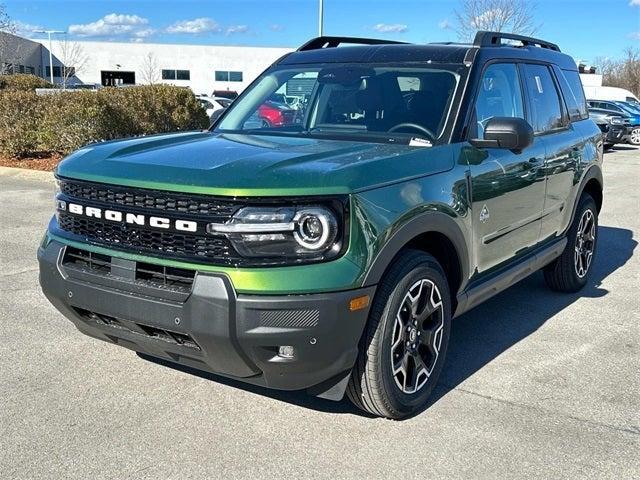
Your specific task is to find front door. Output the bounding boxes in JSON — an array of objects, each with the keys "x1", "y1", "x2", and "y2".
[{"x1": 465, "y1": 62, "x2": 546, "y2": 275}]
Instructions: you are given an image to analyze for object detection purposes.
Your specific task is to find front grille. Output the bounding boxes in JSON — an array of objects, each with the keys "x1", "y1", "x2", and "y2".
[
  {"x1": 58, "y1": 213, "x2": 234, "y2": 262},
  {"x1": 56, "y1": 178, "x2": 244, "y2": 265},
  {"x1": 59, "y1": 179, "x2": 239, "y2": 219}
]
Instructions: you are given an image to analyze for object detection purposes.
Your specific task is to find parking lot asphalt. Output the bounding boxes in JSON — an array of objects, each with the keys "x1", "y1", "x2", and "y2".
[{"x1": 1, "y1": 147, "x2": 639, "y2": 479}]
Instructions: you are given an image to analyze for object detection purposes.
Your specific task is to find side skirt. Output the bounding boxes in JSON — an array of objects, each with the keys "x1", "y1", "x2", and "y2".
[{"x1": 454, "y1": 237, "x2": 567, "y2": 318}]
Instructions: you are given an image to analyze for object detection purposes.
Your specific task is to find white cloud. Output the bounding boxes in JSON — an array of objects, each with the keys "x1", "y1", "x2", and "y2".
[
  {"x1": 102, "y1": 14, "x2": 148, "y2": 26},
  {"x1": 166, "y1": 17, "x2": 220, "y2": 34},
  {"x1": 630, "y1": 0, "x2": 640, "y2": 6},
  {"x1": 68, "y1": 13, "x2": 149, "y2": 37},
  {"x1": 438, "y1": 19, "x2": 451, "y2": 30},
  {"x1": 133, "y1": 28, "x2": 155, "y2": 39},
  {"x1": 269, "y1": 24, "x2": 285, "y2": 32},
  {"x1": 629, "y1": 31, "x2": 640, "y2": 40},
  {"x1": 13, "y1": 20, "x2": 44, "y2": 36},
  {"x1": 371, "y1": 23, "x2": 408, "y2": 33},
  {"x1": 226, "y1": 25, "x2": 249, "y2": 35}
]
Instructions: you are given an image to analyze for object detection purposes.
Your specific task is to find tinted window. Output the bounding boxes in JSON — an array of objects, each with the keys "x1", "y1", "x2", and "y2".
[
  {"x1": 215, "y1": 71, "x2": 228, "y2": 81},
  {"x1": 474, "y1": 63, "x2": 524, "y2": 139},
  {"x1": 218, "y1": 65, "x2": 461, "y2": 142},
  {"x1": 522, "y1": 64, "x2": 564, "y2": 133},
  {"x1": 229, "y1": 71, "x2": 243, "y2": 82},
  {"x1": 162, "y1": 69, "x2": 175, "y2": 80},
  {"x1": 176, "y1": 70, "x2": 190, "y2": 80},
  {"x1": 559, "y1": 69, "x2": 588, "y2": 121}
]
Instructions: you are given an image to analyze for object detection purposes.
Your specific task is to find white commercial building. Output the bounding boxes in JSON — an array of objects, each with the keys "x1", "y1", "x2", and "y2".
[{"x1": 33, "y1": 38, "x2": 292, "y2": 95}]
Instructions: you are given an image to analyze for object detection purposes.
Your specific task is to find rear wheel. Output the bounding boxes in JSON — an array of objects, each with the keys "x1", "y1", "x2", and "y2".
[
  {"x1": 347, "y1": 250, "x2": 451, "y2": 419},
  {"x1": 543, "y1": 194, "x2": 598, "y2": 292}
]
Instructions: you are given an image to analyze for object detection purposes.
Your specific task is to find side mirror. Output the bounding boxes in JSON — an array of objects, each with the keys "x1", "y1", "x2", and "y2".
[{"x1": 470, "y1": 117, "x2": 534, "y2": 152}]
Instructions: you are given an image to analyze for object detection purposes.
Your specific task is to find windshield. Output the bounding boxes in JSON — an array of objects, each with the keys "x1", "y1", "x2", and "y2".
[
  {"x1": 618, "y1": 102, "x2": 640, "y2": 115},
  {"x1": 215, "y1": 63, "x2": 461, "y2": 144}
]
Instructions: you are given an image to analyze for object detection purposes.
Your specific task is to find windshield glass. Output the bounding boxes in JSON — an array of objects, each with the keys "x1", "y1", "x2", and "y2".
[
  {"x1": 215, "y1": 63, "x2": 461, "y2": 144},
  {"x1": 618, "y1": 102, "x2": 640, "y2": 115}
]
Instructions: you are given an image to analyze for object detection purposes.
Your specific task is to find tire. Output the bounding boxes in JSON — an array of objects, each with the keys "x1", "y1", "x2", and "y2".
[
  {"x1": 347, "y1": 250, "x2": 451, "y2": 419},
  {"x1": 543, "y1": 194, "x2": 598, "y2": 292},
  {"x1": 629, "y1": 127, "x2": 640, "y2": 145},
  {"x1": 603, "y1": 143, "x2": 614, "y2": 151}
]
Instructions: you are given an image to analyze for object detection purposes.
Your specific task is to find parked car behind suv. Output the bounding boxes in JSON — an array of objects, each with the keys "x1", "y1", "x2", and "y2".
[
  {"x1": 589, "y1": 107, "x2": 631, "y2": 149},
  {"x1": 39, "y1": 32, "x2": 603, "y2": 419},
  {"x1": 588, "y1": 100, "x2": 640, "y2": 145}
]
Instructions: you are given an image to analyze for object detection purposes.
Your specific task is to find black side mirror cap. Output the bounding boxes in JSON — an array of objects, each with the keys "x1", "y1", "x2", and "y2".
[{"x1": 470, "y1": 117, "x2": 534, "y2": 152}]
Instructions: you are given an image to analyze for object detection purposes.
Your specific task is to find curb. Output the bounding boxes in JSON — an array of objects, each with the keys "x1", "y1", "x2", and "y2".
[{"x1": 0, "y1": 166, "x2": 55, "y2": 183}]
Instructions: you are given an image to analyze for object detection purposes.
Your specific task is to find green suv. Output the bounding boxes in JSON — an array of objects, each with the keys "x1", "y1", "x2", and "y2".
[{"x1": 39, "y1": 31, "x2": 603, "y2": 419}]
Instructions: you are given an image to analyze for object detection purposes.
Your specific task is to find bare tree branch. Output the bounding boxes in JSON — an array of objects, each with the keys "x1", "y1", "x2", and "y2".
[
  {"x1": 0, "y1": 3, "x2": 14, "y2": 33},
  {"x1": 140, "y1": 52, "x2": 160, "y2": 85},
  {"x1": 0, "y1": 3, "x2": 17, "y2": 74},
  {"x1": 596, "y1": 48, "x2": 640, "y2": 98},
  {"x1": 58, "y1": 39, "x2": 88, "y2": 88},
  {"x1": 454, "y1": 0, "x2": 539, "y2": 42}
]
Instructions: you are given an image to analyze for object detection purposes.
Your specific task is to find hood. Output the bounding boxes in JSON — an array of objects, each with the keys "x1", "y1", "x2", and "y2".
[{"x1": 57, "y1": 132, "x2": 454, "y2": 196}]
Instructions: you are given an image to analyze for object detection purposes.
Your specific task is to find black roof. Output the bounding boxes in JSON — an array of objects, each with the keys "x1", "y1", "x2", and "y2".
[
  {"x1": 279, "y1": 44, "x2": 471, "y2": 66},
  {"x1": 277, "y1": 32, "x2": 577, "y2": 71}
]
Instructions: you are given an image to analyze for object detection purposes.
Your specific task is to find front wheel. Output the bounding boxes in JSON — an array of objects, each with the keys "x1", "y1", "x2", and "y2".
[
  {"x1": 629, "y1": 127, "x2": 640, "y2": 145},
  {"x1": 347, "y1": 250, "x2": 451, "y2": 419},
  {"x1": 543, "y1": 194, "x2": 598, "y2": 292}
]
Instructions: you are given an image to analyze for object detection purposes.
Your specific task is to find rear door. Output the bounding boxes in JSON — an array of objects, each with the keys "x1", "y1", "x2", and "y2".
[{"x1": 521, "y1": 64, "x2": 583, "y2": 241}]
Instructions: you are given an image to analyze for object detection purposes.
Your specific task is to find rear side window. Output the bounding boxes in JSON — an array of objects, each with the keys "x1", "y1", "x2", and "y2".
[
  {"x1": 522, "y1": 64, "x2": 564, "y2": 133},
  {"x1": 559, "y1": 69, "x2": 588, "y2": 121}
]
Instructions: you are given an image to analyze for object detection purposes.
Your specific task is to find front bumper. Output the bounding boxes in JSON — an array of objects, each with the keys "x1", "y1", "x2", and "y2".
[
  {"x1": 603, "y1": 125, "x2": 631, "y2": 144},
  {"x1": 38, "y1": 240, "x2": 374, "y2": 399}
]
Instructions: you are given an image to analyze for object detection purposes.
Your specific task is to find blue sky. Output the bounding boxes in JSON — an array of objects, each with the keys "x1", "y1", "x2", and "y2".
[{"x1": 5, "y1": 0, "x2": 640, "y2": 64}]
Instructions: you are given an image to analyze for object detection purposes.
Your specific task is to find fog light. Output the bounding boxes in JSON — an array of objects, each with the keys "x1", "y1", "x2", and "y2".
[{"x1": 278, "y1": 345, "x2": 295, "y2": 359}]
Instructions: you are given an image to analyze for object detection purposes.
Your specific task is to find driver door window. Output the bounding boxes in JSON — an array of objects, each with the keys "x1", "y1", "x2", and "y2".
[{"x1": 474, "y1": 63, "x2": 525, "y2": 139}]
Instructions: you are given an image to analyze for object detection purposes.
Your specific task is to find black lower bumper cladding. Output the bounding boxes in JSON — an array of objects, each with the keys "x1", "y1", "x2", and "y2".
[{"x1": 38, "y1": 240, "x2": 374, "y2": 400}]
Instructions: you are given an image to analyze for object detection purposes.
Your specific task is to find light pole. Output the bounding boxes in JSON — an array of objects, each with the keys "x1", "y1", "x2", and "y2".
[
  {"x1": 318, "y1": 0, "x2": 324, "y2": 36},
  {"x1": 33, "y1": 29, "x2": 65, "y2": 83}
]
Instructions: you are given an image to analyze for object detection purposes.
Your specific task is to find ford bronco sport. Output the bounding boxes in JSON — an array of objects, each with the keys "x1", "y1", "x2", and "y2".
[{"x1": 39, "y1": 31, "x2": 603, "y2": 419}]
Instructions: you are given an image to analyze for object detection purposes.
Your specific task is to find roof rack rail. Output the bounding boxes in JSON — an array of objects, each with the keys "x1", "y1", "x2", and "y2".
[
  {"x1": 297, "y1": 36, "x2": 407, "y2": 52},
  {"x1": 473, "y1": 31, "x2": 560, "y2": 52}
]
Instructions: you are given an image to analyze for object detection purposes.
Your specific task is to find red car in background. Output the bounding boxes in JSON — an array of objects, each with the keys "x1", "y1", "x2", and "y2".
[{"x1": 257, "y1": 100, "x2": 299, "y2": 127}]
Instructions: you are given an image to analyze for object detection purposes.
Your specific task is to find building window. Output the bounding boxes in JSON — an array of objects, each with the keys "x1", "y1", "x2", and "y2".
[
  {"x1": 45, "y1": 66, "x2": 62, "y2": 78},
  {"x1": 162, "y1": 69, "x2": 191, "y2": 81},
  {"x1": 215, "y1": 70, "x2": 243, "y2": 82}
]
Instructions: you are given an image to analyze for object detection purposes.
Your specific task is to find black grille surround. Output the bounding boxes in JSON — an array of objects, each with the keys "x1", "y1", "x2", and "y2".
[
  {"x1": 59, "y1": 178, "x2": 240, "y2": 220},
  {"x1": 54, "y1": 177, "x2": 349, "y2": 267}
]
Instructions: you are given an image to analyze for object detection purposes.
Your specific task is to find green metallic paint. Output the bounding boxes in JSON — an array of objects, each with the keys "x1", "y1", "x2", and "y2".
[
  {"x1": 49, "y1": 138, "x2": 470, "y2": 296},
  {"x1": 56, "y1": 132, "x2": 454, "y2": 196}
]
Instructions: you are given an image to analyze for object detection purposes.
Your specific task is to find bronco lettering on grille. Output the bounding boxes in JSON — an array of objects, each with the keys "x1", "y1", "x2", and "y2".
[{"x1": 60, "y1": 201, "x2": 199, "y2": 233}]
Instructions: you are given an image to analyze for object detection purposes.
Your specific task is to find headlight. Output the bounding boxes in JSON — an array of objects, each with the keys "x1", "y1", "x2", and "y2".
[
  {"x1": 206, "y1": 203, "x2": 344, "y2": 264},
  {"x1": 609, "y1": 117, "x2": 624, "y2": 125}
]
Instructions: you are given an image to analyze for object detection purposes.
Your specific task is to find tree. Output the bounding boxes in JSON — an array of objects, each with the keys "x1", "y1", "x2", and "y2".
[
  {"x1": 0, "y1": 3, "x2": 17, "y2": 75},
  {"x1": 454, "y1": 0, "x2": 539, "y2": 42},
  {"x1": 0, "y1": 3, "x2": 13, "y2": 33},
  {"x1": 140, "y1": 52, "x2": 160, "y2": 85},
  {"x1": 595, "y1": 48, "x2": 640, "y2": 98},
  {"x1": 58, "y1": 39, "x2": 88, "y2": 88}
]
